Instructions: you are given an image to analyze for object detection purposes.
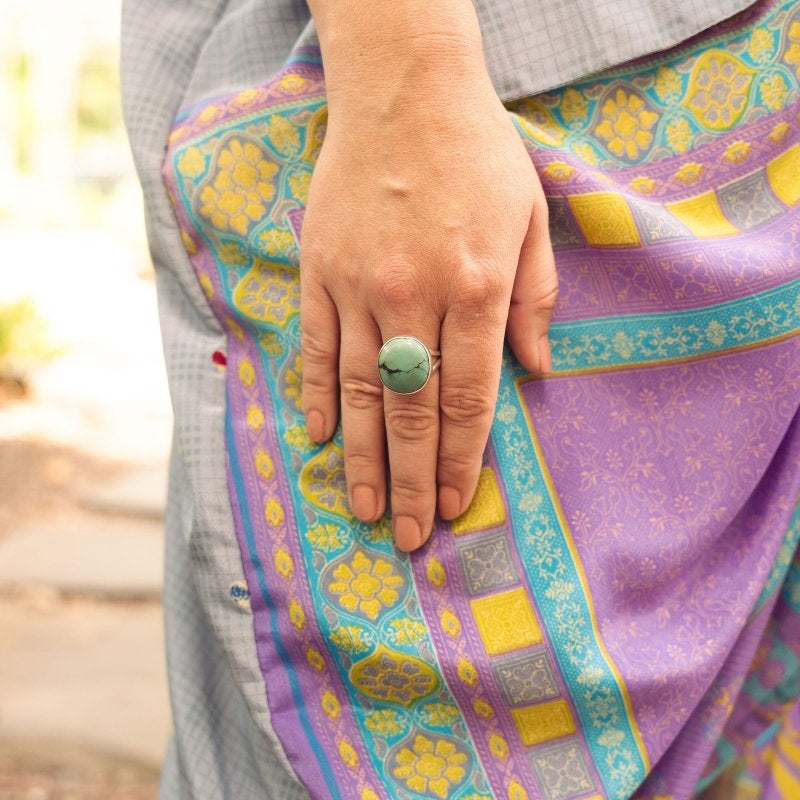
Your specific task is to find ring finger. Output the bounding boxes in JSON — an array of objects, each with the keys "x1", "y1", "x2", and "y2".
[{"x1": 375, "y1": 318, "x2": 442, "y2": 552}]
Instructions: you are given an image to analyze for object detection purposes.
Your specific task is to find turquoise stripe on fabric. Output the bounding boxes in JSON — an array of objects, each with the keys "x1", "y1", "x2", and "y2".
[{"x1": 225, "y1": 410, "x2": 345, "y2": 800}]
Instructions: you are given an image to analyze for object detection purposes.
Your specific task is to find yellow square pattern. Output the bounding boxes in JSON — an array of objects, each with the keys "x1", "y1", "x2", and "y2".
[
  {"x1": 470, "y1": 588, "x2": 542, "y2": 655},
  {"x1": 567, "y1": 192, "x2": 641, "y2": 246},
  {"x1": 665, "y1": 190, "x2": 739, "y2": 238},
  {"x1": 511, "y1": 699, "x2": 576, "y2": 746},
  {"x1": 766, "y1": 144, "x2": 800, "y2": 207},
  {"x1": 451, "y1": 467, "x2": 506, "y2": 535}
]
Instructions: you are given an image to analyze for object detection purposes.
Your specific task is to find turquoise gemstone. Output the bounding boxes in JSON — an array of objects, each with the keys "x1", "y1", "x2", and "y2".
[{"x1": 378, "y1": 336, "x2": 431, "y2": 394}]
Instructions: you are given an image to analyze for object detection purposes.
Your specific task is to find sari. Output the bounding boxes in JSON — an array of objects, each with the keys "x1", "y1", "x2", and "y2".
[{"x1": 158, "y1": 0, "x2": 800, "y2": 796}]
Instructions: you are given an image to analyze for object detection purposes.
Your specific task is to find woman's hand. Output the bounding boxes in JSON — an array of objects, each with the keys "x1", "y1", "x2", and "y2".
[{"x1": 299, "y1": 23, "x2": 558, "y2": 553}]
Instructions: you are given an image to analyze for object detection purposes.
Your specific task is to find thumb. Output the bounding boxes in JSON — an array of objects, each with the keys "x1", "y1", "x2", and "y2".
[{"x1": 506, "y1": 201, "x2": 559, "y2": 375}]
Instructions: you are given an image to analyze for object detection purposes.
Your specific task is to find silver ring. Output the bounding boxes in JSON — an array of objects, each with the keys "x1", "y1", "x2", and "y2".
[{"x1": 377, "y1": 335, "x2": 441, "y2": 395}]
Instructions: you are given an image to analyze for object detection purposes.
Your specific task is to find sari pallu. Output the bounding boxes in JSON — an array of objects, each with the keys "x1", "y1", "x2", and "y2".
[{"x1": 161, "y1": 0, "x2": 800, "y2": 796}]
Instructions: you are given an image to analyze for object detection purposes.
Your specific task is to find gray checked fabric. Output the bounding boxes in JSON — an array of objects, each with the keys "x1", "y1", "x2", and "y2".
[{"x1": 120, "y1": 0, "x2": 758, "y2": 797}]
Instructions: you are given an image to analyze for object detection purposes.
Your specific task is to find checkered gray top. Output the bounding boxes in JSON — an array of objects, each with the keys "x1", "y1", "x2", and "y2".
[{"x1": 120, "y1": 0, "x2": 755, "y2": 796}]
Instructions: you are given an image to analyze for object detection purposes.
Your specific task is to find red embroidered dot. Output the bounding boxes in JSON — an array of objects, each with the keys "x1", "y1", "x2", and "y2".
[{"x1": 212, "y1": 350, "x2": 227, "y2": 366}]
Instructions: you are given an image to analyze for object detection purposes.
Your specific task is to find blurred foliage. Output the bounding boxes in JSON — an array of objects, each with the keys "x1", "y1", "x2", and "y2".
[
  {"x1": 0, "y1": 299, "x2": 62, "y2": 379},
  {"x1": 10, "y1": 52, "x2": 33, "y2": 172},
  {"x1": 77, "y1": 50, "x2": 122, "y2": 139}
]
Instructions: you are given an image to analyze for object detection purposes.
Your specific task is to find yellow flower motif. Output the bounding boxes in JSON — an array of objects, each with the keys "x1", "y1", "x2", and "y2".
[
  {"x1": 234, "y1": 88, "x2": 260, "y2": 106},
  {"x1": 769, "y1": 122, "x2": 790, "y2": 143},
  {"x1": 267, "y1": 114, "x2": 300, "y2": 155},
  {"x1": 422, "y1": 703, "x2": 460, "y2": 727},
  {"x1": 543, "y1": 161, "x2": 576, "y2": 182},
  {"x1": 238, "y1": 358, "x2": 256, "y2": 387},
  {"x1": 329, "y1": 624, "x2": 372, "y2": 654},
  {"x1": 361, "y1": 789, "x2": 379, "y2": 800},
  {"x1": 278, "y1": 73, "x2": 309, "y2": 93},
  {"x1": 723, "y1": 140, "x2": 752, "y2": 163},
  {"x1": 288, "y1": 170, "x2": 312, "y2": 203},
  {"x1": 259, "y1": 227, "x2": 295, "y2": 258},
  {"x1": 247, "y1": 404, "x2": 264, "y2": 429},
  {"x1": 654, "y1": 66, "x2": 682, "y2": 101},
  {"x1": 264, "y1": 498, "x2": 285, "y2": 527},
  {"x1": 629, "y1": 175, "x2": 657, "y2": 195},
  {"x1": 507, "y1": 779, "x2": 529, "y2": 800},
  {"x1": 785, "y1": 21, "x2": 800, "y2": 78},
  {"x1": 666, "y1": 117, "x2": 693, "y2": 154},
  {"x1": 338, "y1": 739, "x2": 359, "y2": 769},
  {"x1": 685, "y1": 51, "x2": 753, "y2": 130},
  {"x1": 393, "y1": 735, "x2": 468, "y2": 799},
  {"x1": 426, "y1": 557, "x2": 446, "y2": 588},
  {"x1": 571, "y1": 141, "x2": 599, "y2": 164},
  {"x1": 389, "y1": 617, "x2": 427, "y2": 645},
  {"x1": 674, "y1": 162, "x2": 704, "y2": 185},
  {"x1": 473, "y1": 699, "x2": 494, "y2": 719},
  {"x1": 178, "y1": 146, "x2": 206, "y2": 178},
  {"x1": 595, "y1": 88, "x2": 659, "y2": 159},
  {"x1": 489, "y1": 733, "x2": 509, "y2": 760},
  {"x1": 180, "y1": 228, "x2": 198, "y2": 255},
  {"x1": 306, "y1": 647, "x2": 325, "y2": 671},
  {"x1": 289, "y1": 599, "x2": 305, "y2": 630},
  {"x1": 274, "y1": 546, "x2": 293, "y2": 578},
  {"x1": 254, "y1": 448, "x2": 275, "y2": 480},
  {"x1": 224, "y1": 316, "x2": 245, "y2": 340},
  {"x1": 328, "y1": 550, "x2": 403, "y2": 619},
  {"x1": 198, "y1": 137, "x2": 278, "y2": 235},
  {"x1": 321, "y1": 690, "x2": 340, "y2": 719},
  {"x1": 284, "y1": 424, "x2": 313, "y2": 452},
  {"x1": 440, "y1": 608, "x2": 462, "y2": 638},
  {"x1": 198, "y1": 273, "x2": 214, "y2": 299},
  {"x1": 168, "y1": 126, "x2": 186, "y2": 144},
  {"x1": 748, "y1": 27, "x2": 774, "y2": 61},
  {"x1": 306, "y1": 523, "x2": 347, "y2": 551},
  {"x1": 198, "y1": 105, "x2": 220, "y2": 124},
  {"x1": 457, "y1": 657, "x2": 477, "y2": 686},
  {"x1": 365, "y1": 709, "x2": 404, "y2": 737},
  {"x1": 218, "y1": 241, "x2": 250, "y2": 266},
  {"x1": 760, "y1": 73, "x2": 788, "y2": 111},
  {"x1": 259, "y1": 330, "x2": 284, "y2": 357},
  {"x1": 559, "y1": 87, "x2": 588, "y2": 125},
  {"x1": 282, "y1": 355, "x2": 303, "y2": 412}
]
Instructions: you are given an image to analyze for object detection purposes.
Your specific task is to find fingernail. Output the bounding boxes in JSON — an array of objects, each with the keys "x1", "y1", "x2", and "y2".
[
  {"x1": 438, "y1": 486, "x2": 462, "y2": 520},
  {"x1": 394, "y1": 515, "x2": 422, "y2": 552},
  {"x1": 538, "y1": 334, "x2": 552, "y2": 375},
  {"x1": 306, "y1": 409, "x2": 324, "y2": 441},
  {"x1": 352, "y1": 484, "x2": 377, "y2": 520}
]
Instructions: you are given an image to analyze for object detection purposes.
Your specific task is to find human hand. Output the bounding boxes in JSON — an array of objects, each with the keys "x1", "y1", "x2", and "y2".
[{"x1": 300, "y1": 39, "x2": 558, "y2": 552}]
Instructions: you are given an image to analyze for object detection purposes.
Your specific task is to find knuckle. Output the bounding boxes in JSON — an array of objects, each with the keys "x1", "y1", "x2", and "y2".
[
  {"x1": 535, "y1": 277, "x2": 560, "y2": 311},
  {"x1": 439, "y1": 385, "x2": 495, "y2": 427},
  {"x1": 341, "y1": 377, "x2": 383, "y2": 410},
  {"x1": 372, "y1": 264, "x2": 423, "y2": 309},
  {"x1": 300, "y1": 328, "x2": 337, "y2": 366},
  {"x1": 390, "y1": 476, "x2": 433, "y2": 505},
  {"x1": 437, "y1": 450, "x2": 477, "y2": 480},
  {"x1": 452, "y1": 264, "x2": 505, "y2": 310},
  {"x1": 344, "y1": 449, "x2": 379, "y2": 474},
  {"x1": 385, "y1": 404, "x2": 438, "y2": 443}
]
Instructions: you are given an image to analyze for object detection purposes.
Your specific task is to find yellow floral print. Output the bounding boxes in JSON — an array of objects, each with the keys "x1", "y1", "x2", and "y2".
[
  {"x1": 289, "y1": 599, "x2": 305, "y2": 630},
  {"x1": 748, "y1": 27, "x2": 774, "y2": 61},
  {"x1": 254, "y1": 448, "x2": 274, "y2": 480},
  {"x1": 338, "y1": 739, "x2": 359, "y2": 769},
  {"x1": 426, "y1": 557, "x2": 446, "y2": 588},
  {"x1": 473, "y1": 699, "x2": 494, "y2": 719},
  {"x1": 674, "y1": 162, "x2": 704, "y2": 185},
  {"x1": 654, "y1": 66, "x2": 682, "y2": 101},
  {"x1": 440, "y1": 608, "x2": 462, "y2": 638},
  {"x1": 306, "y1": 523, "x2": 347, "y2": 551},
  {"x1": 259, "y1": 227, "x2": 295, "y2": 257},
  {"x1": 595, "y1": 88, "x2": 659, "y2": 159},
  {"x1": 723, "y1": 140, "x2": 752, "y2": 163},
  {"x1": 321, "y1": 690, "x2": 340, "y2": 719},
  {"x1": 198, "y1": 137, "x2": 278, "y2": 235},
  {"x1": 274, "y1": 546, "x2": 293, "y2": 578},
  {"x1": 666, "y1": 117, "x2": 693, "y2": 154},
  {"x1": 264, "y1": 497, "x2": 285, "y2": 527},
  {"x1": 306, "y1": 647, "x2": 325, "y2": 671},
  {"x1": 629, "y1": 176, "x2": 657, "y2": 195},
  {"x1": 760, "y1": 73, "x2": 788, "y2": 111},
  {"x1": 267, "y1": 114, "x2": 300, "y2": 155},
  {"x1": 559, "y1": 87, "x2": 588, "y2": 126},
  {"x1": 786, "y1": 21, "x2": 800, "y2": 77},
  {"x1": 329, "y1": 625, "x2": 372, "y2": 654},
  {"x1": 457, "y1": 657, "x2": 478, "y2": 686},
  {"x1": 422, "y1": 703, "x2": 460, "y2": 727},
  {"x1": 769, "y1": 122, "x2": 790, "y2": 143},
  {"x1": 365, "y1": 709, "x2": 404, "y2": 738},
  {"x1": 178, "y1": 146, "x2": 206, "y2": 178},
  {"x1": 328, "y1": 550, "x2": 403, "y2": 619},
  {"x1": 393, "y1": 735, "x2": 468, "y2": 799},
  {"x1": 389, "y1": 617, "x2": 427, "y2": 645},
  {"x1": 489, "y1": 733, "x2": 509, "y2": 760}
]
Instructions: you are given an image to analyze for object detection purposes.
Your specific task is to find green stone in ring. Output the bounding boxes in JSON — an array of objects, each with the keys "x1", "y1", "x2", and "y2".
[{"x1": 377, "y1": 336, "x2": 436, "y2": 394}]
